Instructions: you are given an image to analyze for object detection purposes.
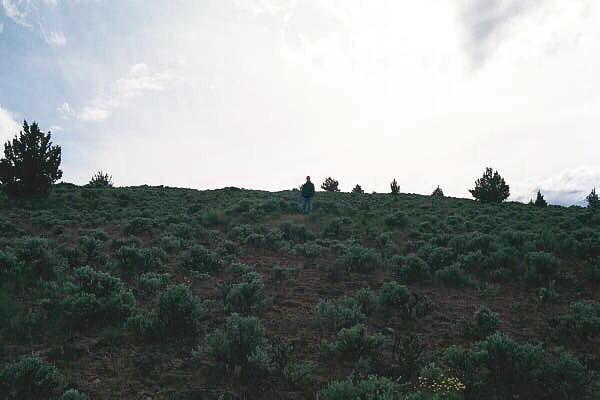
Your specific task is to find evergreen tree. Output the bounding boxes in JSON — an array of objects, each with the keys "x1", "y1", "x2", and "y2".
[
  {"x1": 87, "y1": 170, "x2": 113, "y2": 188},
  {"x1": 469, "y1": 167, "x2": 510, "y2": 203},
  {"x1": 534, "y1": 190, "x2": 547, "y2": 207},
  {"x1": 432, "y1": 186, "x2": 444, "y2": 197},
  {"x1": 351, "y1": 184, "x2": 364, "y2": 194},
  {"x1": 0, "y1": 121, "x2": 62, "y2": 197},
  {"x1": 390, "y1": 179, "x2": 400, "y2": 195},
  {"x1": 587, "y1": 188, "x2": 600, "y2": 210},
  {"x1": 321, "y1": 177, "x2": 340, "y2": 192}
]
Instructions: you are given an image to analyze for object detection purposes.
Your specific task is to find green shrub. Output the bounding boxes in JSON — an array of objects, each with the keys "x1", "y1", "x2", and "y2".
[
  {"x1": 465, "y1": 233, "x2": 496, "y2": 254},
  {"x1": 228, "y1": 224, "x2": 255, "y2": 242},
  {"x1": 157, "y1": 284, "x2": 206, "y2": 336},
  {"x1": 205, "y1": 313, "x2": 272, "y2": 377},
  {"x1": 390, "y1": 334, "x2": 425, "y2": 383},
  {"x1": 421, "y1": 246, "x2": 455, "y2": 271},
  {"x1": 123, "y1": 217, "x2": 156, "y2": 235},
  {"x1": 444, "y1": 332, "x2": 589, "y2": 399},
  {"x1": 584, "y1": 259, "x2": 600, "y2": 282},
  {"x1": 294, "y1": 241, "x2": 324, "y2": 258},
  {"x1": 416, "y1": 362, "x2": 466, "y2": 399},
  {"x1": 376, "y1": 282, "x2": 433, "y2": 319},
  {"x1": 110, "y1": 236, "x2": 142, "y2": 251},
  {"x1": 126, "y1": 312, "x2": 161, "y2": 339},
  {"x1": 341, "y1": 244, "x2": 381, "y2": 273},
  {"x1": 77, "y1": 235, "x2": 105, "y2": 264},
  {"x1": 315, "y1": 297, "x2": 367, "y2": 332},
  {"x1": 525, "y1": 251, "x2": 560, "y2": 280},
  {"x1": 435, "y1": 265, "x2": 473, "y2": 288},
  {"x1": 219, "y1": 271, "x2": 266, "y2": 314},
  {"x1": 157, "y1": 234, "x2": 183, "y2": 253},
  {"x1": 391, "y1": 255, "x2": 431, "y2": 283},
  {"x1": 180, "y1": 245, "x2": 222, "y2": 274},
  {"x1": 167, "y1": 223, "x2": 196, "y2": 240},
  {"x1": 464, "y1": 306, "x2": 500, "y2": 339},
  {"x1": 59, "y1": 266, "x2": 135, "y2": 330},
  {"x1": 483, "y1": 247, "x2": 519, "y2": 272},
  {"x1": 0, "y1": 356, "x2": 64, "y2": 399},
  {"x1": 14, "y1": 236, "x2": 58, "y2": 281},
  {"x1": 0, "y1": 249, "x2": 21, "y2": 279},
  {"x1": 138, "y1": 272, "x2": 170, "y2": 295},
  {"x1": 319, "y1": 375, "x2": 398, "y2": 400},
  {"x1": 59, "y1": 389, "x2": 89, "y2": 400},
  {"x1": 377, "y1": 281, "x2": 410, "y2": 309},
  {"x1": 279, "y1": 222, "x2": 314, "y2": 242},
  {"x1": 116, "y1": 246, "x2": 166, "y2": 274},
  {"x1": 270, "y1": 265, "x2": 298, "y2": 283},
  {"x1": 283, "y1": 361, "x2": 315, "y2": 388},
  {"x1": 200, "y1": 209, "x2": 223, "y2": 226},
  {"x1": 551, "y1": 301, "x2": 600, "y2": 339},
  {"x1": 128, "y1": 284, "x2": 205, "y2": 339},
  {"x1": 537, "y1": 282, "x2": 559, "y2": 304},
  {"x1": 354, "y1": 287, "x2": 377, "y2": 316},
  {"x1": 385, "y1": 211, "x2": 409, "y2": 229},
  {"x1": 321, "y1": 324, "x2": 384, "y2": 360},
  {"x1": 322, "y1": 217, "x2": 353, "y2": 239}
]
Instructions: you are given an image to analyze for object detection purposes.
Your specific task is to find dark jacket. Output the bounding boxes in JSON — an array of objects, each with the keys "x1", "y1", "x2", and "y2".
[{"x1": 301, "y1": 181, "x2": 315, "y2": 198}]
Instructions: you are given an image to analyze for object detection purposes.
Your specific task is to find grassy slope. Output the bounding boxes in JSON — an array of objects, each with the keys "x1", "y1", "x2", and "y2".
[{"x1": 1, "y1": 183, "x2": 600, "y2": 399}]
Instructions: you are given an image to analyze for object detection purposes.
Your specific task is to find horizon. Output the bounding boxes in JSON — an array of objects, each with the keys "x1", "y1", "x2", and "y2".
[
  {"x1": 53, "y1": 177, "x2": 590, "y2": 209},
  {"x1": 2, "y1": 1, "x2": 600, "y2": 206}
]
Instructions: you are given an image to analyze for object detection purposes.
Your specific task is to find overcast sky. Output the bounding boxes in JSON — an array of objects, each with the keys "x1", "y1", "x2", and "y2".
[{"x1": 1, "y1": 1, "x2": 599, "y2": 205}]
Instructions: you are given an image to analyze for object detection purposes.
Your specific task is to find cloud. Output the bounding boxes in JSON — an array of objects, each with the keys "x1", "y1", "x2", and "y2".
[
  {"x1": 514, "y1": 166, "x2": 600, "y2": 206},
  {"x1": 0, "y1": 105, "x2": 20, "y2": 144},
  {"x1": 78, "y1": 107, "x2": 109, "y2": 122},
  {"x1": 74, "y1": 63, "x2": 180, "y2": 122},
  {"x1": 1, "y1": 0, "x2": 31, "y2": 27},
  {"x1": 42, "y1": 29, "x2": 66, "y2": 46},
  {"x1": 2, "y1": 0, "x2": 67, "y2": 45},
  {"x1": 57, "y1": 102, "x2": 74, "y2": 119},
  {"x1": 460, "y1": 0, "x2": 535, "y2": 66}
]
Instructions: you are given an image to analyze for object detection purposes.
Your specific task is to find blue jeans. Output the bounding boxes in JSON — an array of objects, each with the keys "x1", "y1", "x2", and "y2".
[{"x1": 302, "y1": 196, "x2": 313, "y2": 214}]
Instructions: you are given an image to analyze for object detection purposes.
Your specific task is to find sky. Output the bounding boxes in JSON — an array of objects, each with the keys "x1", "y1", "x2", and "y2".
[{"x1": 1, "y1": 0, "x2": 599, "y2": 205}]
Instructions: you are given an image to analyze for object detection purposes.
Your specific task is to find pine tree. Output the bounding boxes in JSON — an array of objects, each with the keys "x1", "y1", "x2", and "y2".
[
  {"x1": 351, "y1": 184, "x2": 364, "y2": 194},
  {"x1": 534, "y1": 190, "x2": 547, "y2": 207},
  {"x1": 587, "y1": 188, "x2": 600, "y2": 210},
  {"x1": 390, "y1": 179, "x2": 400, "y2": 195},
  {"x1": 321, "y1": 177, "x2": 340, "y2": 192},
  {"x1": 0, "y1": 121, "x2": 62, "y2": 197},
  {"x1": 432, "y1": 186, "x2": 444, "y2": 197},
  {"x1": 469, "y1": 167, "x2": 510, "y2": 203}
]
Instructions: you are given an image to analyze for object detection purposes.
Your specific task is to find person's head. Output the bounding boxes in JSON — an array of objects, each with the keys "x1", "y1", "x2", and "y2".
[{"x1": 306, "y1": 176, "x2": 311, "y2": 182}]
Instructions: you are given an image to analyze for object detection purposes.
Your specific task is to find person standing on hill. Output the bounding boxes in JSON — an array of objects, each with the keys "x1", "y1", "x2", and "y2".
[{"x1": 300, "y1": 176, "x2": 315, "y2": 214}]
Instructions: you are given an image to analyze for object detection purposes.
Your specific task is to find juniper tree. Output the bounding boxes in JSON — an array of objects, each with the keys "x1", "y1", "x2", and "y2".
[
  {"x1": 87, "y1": 171, "x2": 113, "y2": 188},
  {"x1": 469, "y1": 167, "x2": 510, "y2": 204},
  {"x1": 321, "y1": 177, "x2": 340, "y2": 192},
  {"x1": 0, "y1": 121, "x2": 62, "y2": 197},
  {"x1": 390, "y1": 179, "x2": 400, "y2": 195},
  {"x1": 432, "y1": 186, "x2": 444, "y2": 197},
  {"x1": 534, "y1": 190, "x2": 547, "y2": 207},
  {"x1": 351, "y1": 184, "x2": 364, "y2": 194},
  {"x1": 587, "y1": 188, "x2": 600, "y2": 210}
]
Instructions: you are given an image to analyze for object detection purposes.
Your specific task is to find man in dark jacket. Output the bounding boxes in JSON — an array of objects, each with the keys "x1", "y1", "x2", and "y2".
[{"x1": 300, "y1": 176, "x2": 315, "y2": 214}]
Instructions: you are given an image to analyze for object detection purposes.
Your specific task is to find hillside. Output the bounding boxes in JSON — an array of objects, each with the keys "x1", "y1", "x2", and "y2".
[{"x1": 1, "y1": 184, "x2": 600, "y2": 399}]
